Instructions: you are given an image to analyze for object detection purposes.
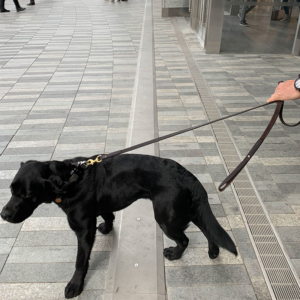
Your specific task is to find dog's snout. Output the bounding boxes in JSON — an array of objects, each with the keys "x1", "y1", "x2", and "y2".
[{"x1": 1, "y1": 210, "x2": 11, "y2": 221}]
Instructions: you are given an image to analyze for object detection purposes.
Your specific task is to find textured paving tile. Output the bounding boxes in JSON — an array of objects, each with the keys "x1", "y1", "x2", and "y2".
[
  {"x1": 0, "y1": 0, "x2": 146, "y2": 297},
  {"x1": 167, "y1": 285, "x2": 257, "y2": 300},
  {"x1": 166, "y1": 265, "x2": 251, "y2": 286},
  {"x1": 0, "y1": 283, "x2": 67, "y2": 300},
  {"x1": 164, "y1": 247, "x2": 242, "y2": 267}
]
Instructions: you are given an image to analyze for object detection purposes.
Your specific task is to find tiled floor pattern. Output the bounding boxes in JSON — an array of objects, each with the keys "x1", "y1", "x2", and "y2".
[
  {"x1": 2, "y1": 0, "x2": 300, "y2": 300},
  {"x1": 163, "y1": 11, "x2": 300, "y2": 300},
  {"x1": 173, "y1": 15, "x2": 300, "y2": 299},
  {"x1": 183, "y1": 15, "x2": 300, "y2": 285},
  {"x1": 153, "y1": 1, "x2": 271, "y2": 299},
  {"x1": 0, "y1": 0, "x2": 145, "y2": 299}
]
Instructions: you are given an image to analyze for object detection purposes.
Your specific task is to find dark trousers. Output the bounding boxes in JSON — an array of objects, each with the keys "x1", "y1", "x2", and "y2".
[
  {"x1": 0, "y1": 0, "x2": 21, "y2": 9},
  {"x1": 240, "y1": 0, "x2": 256, "y2": 22},
  {"x1": 283, "y1": 0, "x2": 300, "y2": 15}
]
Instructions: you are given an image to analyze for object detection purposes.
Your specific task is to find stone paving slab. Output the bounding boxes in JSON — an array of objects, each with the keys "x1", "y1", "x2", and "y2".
[
  {"x1": 2, "y1": 0, "x2": 300, "y2": 299},
  {"x1": 153, "y1": 2, "x2": 269, "y2": 299},
  {"x1": 152, "y1": 1, "x2": 300, "y2": 298},
  {"x1": 0, "y1": 0, "x2": 145, "y2": 299}
]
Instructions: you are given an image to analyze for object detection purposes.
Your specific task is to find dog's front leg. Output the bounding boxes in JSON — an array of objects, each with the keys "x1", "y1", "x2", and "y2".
[{"x1": 65, "y1": 218, "x2": 96, "y2": 299}]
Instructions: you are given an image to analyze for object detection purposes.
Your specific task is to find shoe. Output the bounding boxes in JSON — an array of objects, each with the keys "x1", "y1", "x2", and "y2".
[
  {"x1": 280, "y1": 15, "x2": 290, "y2": 22},
  {"x1": 16, "y1": 7, "x2": 26, "y2": 12},
  {"x1": 0, "y1": 8, "x2": 10, "y2": 12},
  {"x1": 239, "y1": 20, "x2": 248, "y2": 26},
  {"x1": 27, "y1": 1, "x2": 35, "y2": 5}
]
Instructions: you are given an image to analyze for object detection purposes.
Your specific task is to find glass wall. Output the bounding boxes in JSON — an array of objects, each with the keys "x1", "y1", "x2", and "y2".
[
  {"x1": 162, "y1": 0, "x2": 190, "y2": 17},
  {"x1": 191, "y1": 0, "x2": 210, "y2": 45},
  {"x1": 163, "y1": 0, "x2": 189, "y2": 7},
  {"x1": 221, "y1": 0, "x2": 300, "y2": 54},
  {"x1": 190, "y1": 0, "x2": 225, "y2": 54}
]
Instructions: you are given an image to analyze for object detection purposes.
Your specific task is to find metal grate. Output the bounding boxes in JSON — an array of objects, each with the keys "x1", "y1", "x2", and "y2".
[{"x1": 171, "y1": 17, "x2": 300, "y2": 300}]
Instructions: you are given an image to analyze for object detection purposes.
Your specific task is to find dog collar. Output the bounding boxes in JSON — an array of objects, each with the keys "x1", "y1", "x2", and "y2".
[
  {"x1": 53, "y1": 161, "x2": 90, "y2": 204},
  {"x1": 69, "y1": 161, "x2": 89, "y2": 182}
]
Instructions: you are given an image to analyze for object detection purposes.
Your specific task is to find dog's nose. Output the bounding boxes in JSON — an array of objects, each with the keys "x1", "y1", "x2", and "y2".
[{"x1": 0, "y1": 210, "x2": 11, "y2": 221}]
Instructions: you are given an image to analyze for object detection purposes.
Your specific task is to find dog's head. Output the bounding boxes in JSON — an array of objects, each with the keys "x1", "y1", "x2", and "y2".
[{"x1": 1, "y1": 160, "x2": 70, "y2": 223}]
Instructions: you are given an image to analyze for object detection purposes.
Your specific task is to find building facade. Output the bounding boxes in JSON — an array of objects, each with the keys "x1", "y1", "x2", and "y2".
[{"x1": 162, "y1": 0, "x2": 300, "y2": 55}]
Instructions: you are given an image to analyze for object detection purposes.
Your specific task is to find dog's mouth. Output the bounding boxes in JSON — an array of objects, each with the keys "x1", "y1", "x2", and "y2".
[
  {"x1": 0, "y1": 210, "x2": 24, "y2": 223},
  {"x1": 1, "y1": 203, "x2": 35, "y2": 224}
]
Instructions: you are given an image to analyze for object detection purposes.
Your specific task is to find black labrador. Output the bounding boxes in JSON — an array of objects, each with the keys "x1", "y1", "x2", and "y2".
[{"x1": 0, "y1": 154, "x2": 237, "y2": 298}]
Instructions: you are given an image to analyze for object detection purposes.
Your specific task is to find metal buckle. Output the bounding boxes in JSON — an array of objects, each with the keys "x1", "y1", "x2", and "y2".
[{"x1": 86, "y1": 155, "x2": 102, "y2": 166}]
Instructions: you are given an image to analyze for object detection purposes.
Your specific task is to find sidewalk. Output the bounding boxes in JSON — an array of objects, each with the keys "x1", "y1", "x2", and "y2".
[
  {"x1": 1, "y1": 0, "x2": 300, "y2": 299},
  {"x1": 0, "y1": 0, "x2": 145, "y2": 299}
]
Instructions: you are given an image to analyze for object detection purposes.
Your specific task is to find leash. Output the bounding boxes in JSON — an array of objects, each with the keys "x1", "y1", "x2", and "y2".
[{"x1": 69, "y1": 100, "x2": 300, "y2": 192}]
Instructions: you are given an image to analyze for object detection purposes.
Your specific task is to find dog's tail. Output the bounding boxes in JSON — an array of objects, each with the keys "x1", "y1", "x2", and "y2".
[{"x1": 193, "y1": 187, "x2": 237, "y2": 256}]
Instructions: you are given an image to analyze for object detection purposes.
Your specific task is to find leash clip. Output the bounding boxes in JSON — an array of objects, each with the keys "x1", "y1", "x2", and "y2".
[{"x1": 87, "y1": 155, "x2": 102, "y2": 166}]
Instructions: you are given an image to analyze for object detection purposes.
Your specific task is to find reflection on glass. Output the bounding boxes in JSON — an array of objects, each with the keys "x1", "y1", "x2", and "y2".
[
  {"x1": 163, "y1": 0, "x2": 189, "y2": 8},
  {"x1": 221, "y1": 1, "x2": 300, "y2": 54},
  {"x1": 192, "y1": 0, "x2": 209, "y2": 43}
]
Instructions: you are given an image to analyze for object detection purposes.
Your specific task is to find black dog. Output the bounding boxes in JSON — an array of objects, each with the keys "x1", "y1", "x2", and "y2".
[{"x1": 1, "y1": 154, "x2": 237, "y2": 298}]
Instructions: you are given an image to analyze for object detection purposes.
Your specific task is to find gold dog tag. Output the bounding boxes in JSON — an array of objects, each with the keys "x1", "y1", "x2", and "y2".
[{"x1": 55, "y1": 198, "x2": 62, "y2": 203}]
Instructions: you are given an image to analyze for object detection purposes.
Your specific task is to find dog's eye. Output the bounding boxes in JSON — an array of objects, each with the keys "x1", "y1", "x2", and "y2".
[{"x1": 24, "y1": 194, "x2": 31, "y2": 199}]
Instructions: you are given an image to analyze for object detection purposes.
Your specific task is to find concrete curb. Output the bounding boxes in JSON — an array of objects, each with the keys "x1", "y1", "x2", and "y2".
[{"x1": 103, "y1": 1, "x2": 165, "y2": 299}]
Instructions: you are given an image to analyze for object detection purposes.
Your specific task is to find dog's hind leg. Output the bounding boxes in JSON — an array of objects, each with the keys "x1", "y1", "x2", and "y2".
[
  {"x1": 192, "y1": 218, "x2": 219, "y2": 259},
  {"x1": 161, "y1": 226, "x2": 189, "y2": 261},
  {"x1": 98, "y1": 212, "x2": 115, "y2": 234},
  {"x1": 154, "y1": 211, "x2": 189, "y2": 260},
  {"x1": 153, "y1": 195, "x2": 190, "y2": 261}
]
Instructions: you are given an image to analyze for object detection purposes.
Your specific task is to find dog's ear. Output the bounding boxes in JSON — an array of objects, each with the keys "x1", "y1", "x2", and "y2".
[
  {"x1": 20, "y1": 162, "x2": 24, "y2": 167},
  {"x1": 43, "y1": 178, "x2": 65, "y2": 195},
  {"x1": 44, "y1": 162, "x2": 72, "y2": 196},
  {"x1": 49, "y1": 162, "x2": 61, "y2": 174},
  {"x1": 49, "y1": 162, "x2": 70, "y2": 178}
]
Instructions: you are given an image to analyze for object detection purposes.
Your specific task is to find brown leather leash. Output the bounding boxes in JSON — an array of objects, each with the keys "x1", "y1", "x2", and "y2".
[
  {"x1": 70, "y1": 100, "x2": 300, "y2": 192},
  {"x1": 219, "y1": 100, "x2": 300, "y2": 191}
]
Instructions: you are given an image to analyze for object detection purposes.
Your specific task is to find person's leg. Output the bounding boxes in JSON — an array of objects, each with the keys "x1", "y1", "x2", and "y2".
[
  {"x1": 281, "y1": 0, "x2": 291, "y2": 22},
  {"x1": 240, "y1": 0, "x2": 256, "y2": 20},
  {"x1": 27, "y1": 0, "x2": 35, "y2": 6},
  {"x1": 282, "y1": 0, "x2": 289, "y2": 15},
  {"x1": 0, "y1": 0, "x2": 10, "y2": 12},
  {"x1": 240, "y1": 5, "x2": 248, "y2": 22},
  {"x1": 240, "y1": 0, "x2": 255, "y2": 26},
  {"x1": 13, "y1": 0, "x2": 25, "y2": 11},
  {"x1": 245, "y1": 6, "x2": 256, "y2": 15},
  {"x1": 13, "y1": 0, "x2": 20, "y2": 8}
]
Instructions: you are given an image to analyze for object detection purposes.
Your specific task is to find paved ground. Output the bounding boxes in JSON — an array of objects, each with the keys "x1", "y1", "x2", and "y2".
[
  {"x1": 2, "y1": 0, "x2": 300, "y2": 299},
  {"x1": 0, "y1": 0, "x2": 145, "y2": 299}
]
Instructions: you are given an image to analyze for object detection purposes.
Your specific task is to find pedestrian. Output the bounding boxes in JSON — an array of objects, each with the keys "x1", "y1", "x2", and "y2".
[
  {"x1": 281, "y1": 0, "x2": 300, "y2": 22},
  {"x1": 0, "y1": 0, "x2": 25, "y2": 12},
  {"x1": 239, "y1": 0, "x2": 256, "y2": 27},
  {"x1": 268, "y1": 76, "x2": 300, "y2": 102}
]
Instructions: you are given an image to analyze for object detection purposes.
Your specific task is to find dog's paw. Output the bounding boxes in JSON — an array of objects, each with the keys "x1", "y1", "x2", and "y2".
[
  {"x1": 208, "y1": 248, "x2": 219, "y2": 259},
  {"x1": 163, "y1": 247, "x2": 182, "y2": 261},
  {"x1": 98, "y1": 222, "x2": 113, "y2": 234},
  {"x1": 65, "y1": 281, "x2": 84, "y2": 299}
]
